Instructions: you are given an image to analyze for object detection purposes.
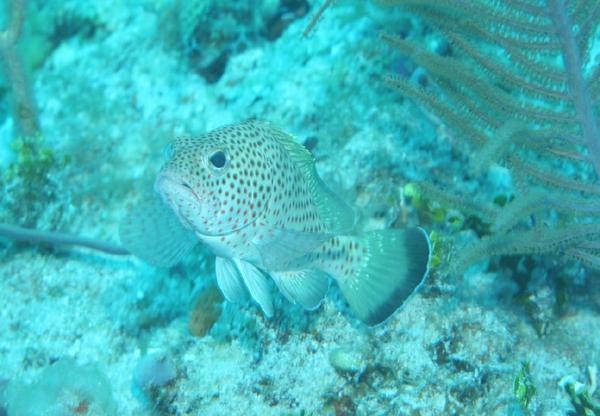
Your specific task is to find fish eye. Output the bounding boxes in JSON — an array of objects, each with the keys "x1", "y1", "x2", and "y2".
[{"x1": 209, "y1": 150, "x2": 227, "y2": 169}]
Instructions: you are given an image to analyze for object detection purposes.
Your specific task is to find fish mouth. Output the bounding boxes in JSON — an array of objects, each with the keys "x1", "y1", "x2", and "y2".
[
  {"x1": 155, "y1": 172, "x2": 202, "y2": 203},
  {"x1": 155, "y1": 172, "x2": 203, "y2": 230}
]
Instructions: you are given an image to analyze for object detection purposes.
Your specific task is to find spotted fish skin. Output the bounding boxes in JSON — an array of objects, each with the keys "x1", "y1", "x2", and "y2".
[{"x1": 120, "y1": 120, "x2": 430, "y2": 325}]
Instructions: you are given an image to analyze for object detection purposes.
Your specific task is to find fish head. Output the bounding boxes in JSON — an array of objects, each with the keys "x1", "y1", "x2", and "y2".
[{"x1": 155, "y1": 122, "x2": 274, "y2": 237}]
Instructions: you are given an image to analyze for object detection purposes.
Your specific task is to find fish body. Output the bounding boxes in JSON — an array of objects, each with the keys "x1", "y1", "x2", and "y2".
[{"x1": 121, "y1": 120, "x2": 430, "y2": 325}]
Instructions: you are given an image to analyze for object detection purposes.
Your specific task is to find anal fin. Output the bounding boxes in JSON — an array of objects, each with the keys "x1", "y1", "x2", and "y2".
[{"x1": 271, "y1": 269, "x2": 329, "y2": 310}]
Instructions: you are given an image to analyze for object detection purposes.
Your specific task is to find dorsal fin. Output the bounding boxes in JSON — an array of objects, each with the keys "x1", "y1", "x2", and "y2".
[
  {"x1": 252, "y1": 120, "x2": 315, "y2": 167},
  {"x1": 258, "y1": 121, "x2": 356, "y2": 233}
]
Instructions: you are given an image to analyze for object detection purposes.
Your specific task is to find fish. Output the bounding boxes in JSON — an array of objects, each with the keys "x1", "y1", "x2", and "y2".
[{"x1": 120, "y1": 120, "x2": 430, "y2": 325}]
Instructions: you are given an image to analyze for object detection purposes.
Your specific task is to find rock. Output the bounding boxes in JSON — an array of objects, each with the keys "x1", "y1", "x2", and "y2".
[
  {"x1": 328, "y1": 347, "x2": 366, "y2": 375},
  {"x1": 188, "y1": 284, "x2": 224, "y2": 338}
]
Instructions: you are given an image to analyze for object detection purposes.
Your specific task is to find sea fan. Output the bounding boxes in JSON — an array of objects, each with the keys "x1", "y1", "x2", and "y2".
[{"x1": 377, "y1": 0, "x2": 600, "y2": 272}]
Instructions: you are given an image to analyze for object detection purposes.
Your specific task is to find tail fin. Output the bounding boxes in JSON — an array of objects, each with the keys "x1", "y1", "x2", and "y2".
[{"x1": 336, "y1": 228, "x2": 430, "y2": 326}]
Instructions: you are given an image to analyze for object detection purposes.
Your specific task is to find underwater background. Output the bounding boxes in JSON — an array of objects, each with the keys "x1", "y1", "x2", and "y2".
[{"x1": 0, "y1": 0, "x2": 599, "y2": 414}]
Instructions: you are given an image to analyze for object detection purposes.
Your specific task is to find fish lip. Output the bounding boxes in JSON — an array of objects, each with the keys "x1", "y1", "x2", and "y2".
[
  {"x1": 154, "y1": 172, "x2": 204, "y2": 232},
  {"x1": 154, "y1": 173, "x2": 256, "y2": 237},
  {"x1": 155, "y1": 172, "x2": 202, "y2": 203}
]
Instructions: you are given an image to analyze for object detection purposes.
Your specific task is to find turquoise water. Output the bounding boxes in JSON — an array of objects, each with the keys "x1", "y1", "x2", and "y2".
[{"x1": 0, "y1": 0, "x2": 599, "y2": 414}]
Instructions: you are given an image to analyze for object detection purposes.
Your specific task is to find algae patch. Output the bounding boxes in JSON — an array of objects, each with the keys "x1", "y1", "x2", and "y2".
[{"x1": 0, "y1": 358, "x2": 116, "y2": 415}]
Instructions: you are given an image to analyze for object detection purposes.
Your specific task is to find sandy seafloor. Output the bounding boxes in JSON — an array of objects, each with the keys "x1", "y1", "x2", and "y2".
[{"x1": 0, "y1": 0, "x2": 599, "y2": 415}]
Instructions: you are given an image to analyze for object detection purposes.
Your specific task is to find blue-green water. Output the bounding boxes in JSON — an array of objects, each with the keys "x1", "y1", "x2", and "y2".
[{"x1": 0, "y1": 0, "x2": 599, "y2": 414}]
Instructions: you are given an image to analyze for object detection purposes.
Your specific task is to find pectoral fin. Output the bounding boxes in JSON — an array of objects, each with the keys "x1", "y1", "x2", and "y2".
[
  {"x1": 254, "y1": 228, "x2": 331, "y2": 270},
  {"x1": 119, "y1": 193, "x2": 197, "y2": 267}
]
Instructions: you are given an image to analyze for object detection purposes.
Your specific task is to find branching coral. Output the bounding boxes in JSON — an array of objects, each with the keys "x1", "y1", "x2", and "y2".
[{"x1": 0, "y1": 0, "x2": 39, "y2": 137}]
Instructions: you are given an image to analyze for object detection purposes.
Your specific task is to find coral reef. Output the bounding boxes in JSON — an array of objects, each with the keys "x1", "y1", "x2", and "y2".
[{"x1": 0, "y1": 0, "x2": 598, "y2": 414}]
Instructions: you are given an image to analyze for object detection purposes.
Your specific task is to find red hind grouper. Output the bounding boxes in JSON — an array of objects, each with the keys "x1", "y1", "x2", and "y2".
[{"x1": 120, "y1": 120, "x2": 430, "y2": 325}]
